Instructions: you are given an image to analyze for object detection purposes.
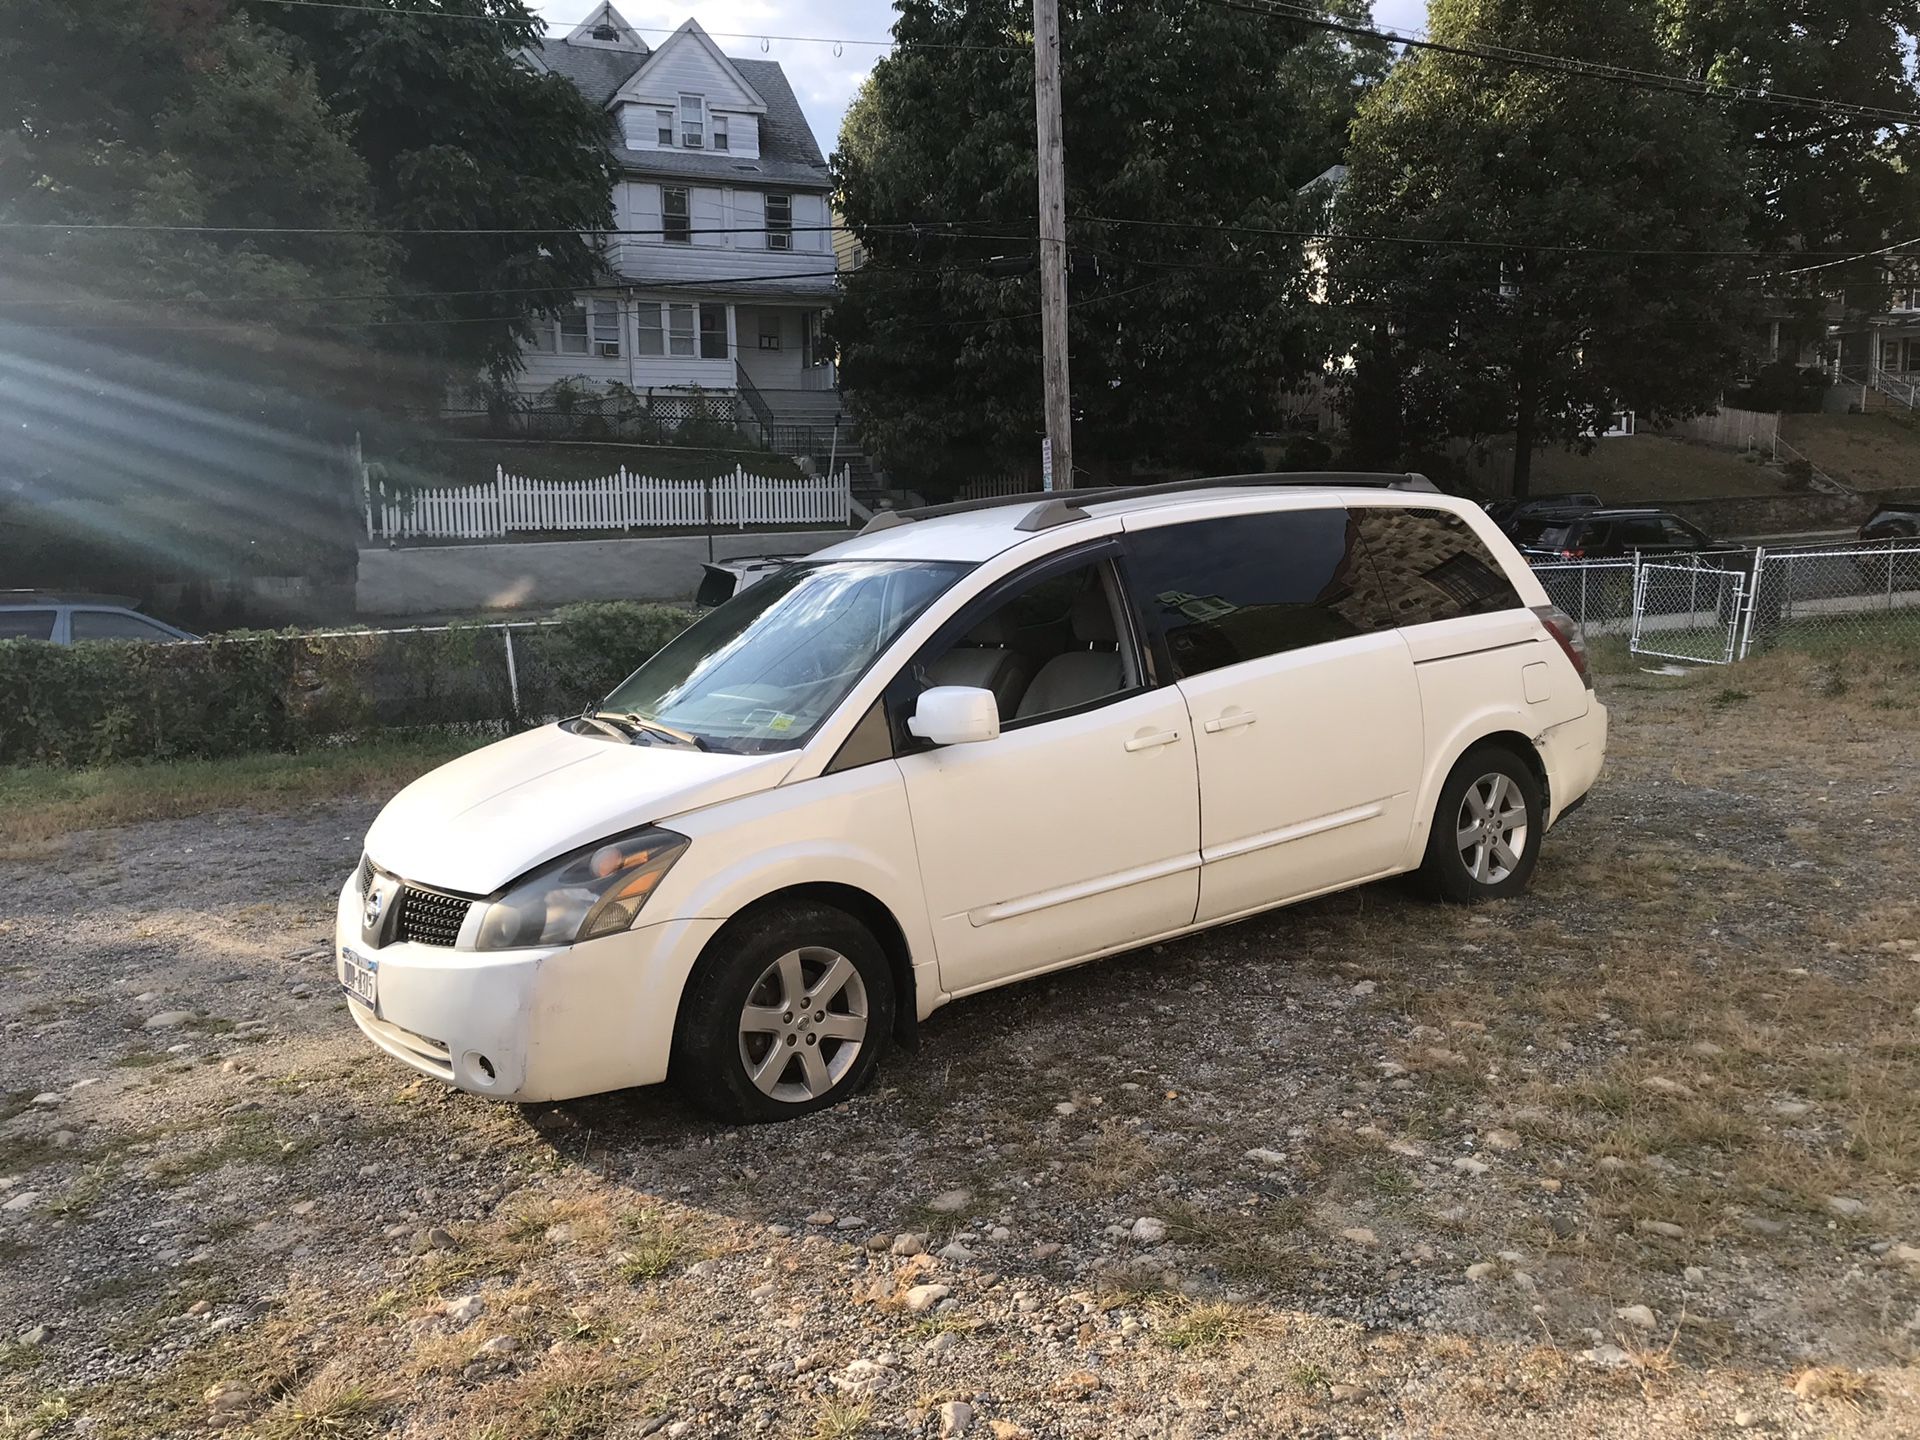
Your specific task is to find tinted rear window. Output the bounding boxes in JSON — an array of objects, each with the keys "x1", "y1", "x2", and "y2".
[
  {"x1": 1125, "y1": 509, "x2": 1374, "y2": 678},
  {"x1": 1351, "y1": 508, "x2": 1526, "y2": 625}
]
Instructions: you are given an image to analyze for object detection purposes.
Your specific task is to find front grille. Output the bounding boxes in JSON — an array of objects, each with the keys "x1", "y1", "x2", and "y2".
[
  {"x1": 394, "y1": 885, "x2": 471, "y2": 947},
  {"x1": 356, "y1": 854, "x2": 373, "y2": 899}
]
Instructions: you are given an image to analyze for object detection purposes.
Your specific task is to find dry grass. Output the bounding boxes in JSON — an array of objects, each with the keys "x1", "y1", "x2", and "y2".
[
  {"x1": 252, "y1": 1372, "x2": 395, "y2": 1440},
  {"x1": 1157, "y1": 1300, "x2": 1274, "y2": 1354},
  {"x1": 0, "y1": 737, "x2": 481, "y2": 861}
]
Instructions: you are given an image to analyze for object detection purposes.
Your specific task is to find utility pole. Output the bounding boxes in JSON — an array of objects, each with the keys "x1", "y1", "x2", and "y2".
[{"x1": 1032, "y1": 0, "x2": 1072, "y2": 489}]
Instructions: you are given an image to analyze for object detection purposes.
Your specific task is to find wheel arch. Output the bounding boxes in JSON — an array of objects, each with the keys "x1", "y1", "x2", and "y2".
[
  {"x1": 675, "y1": 882, "x2": 921, "y2": 1057},
  {"x1": 1415, "y1": 725, "x2": 1550, "y2": 858}
]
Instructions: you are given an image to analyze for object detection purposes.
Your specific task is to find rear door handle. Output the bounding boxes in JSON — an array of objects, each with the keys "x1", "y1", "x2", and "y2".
[
  {"x1": 1203, "y1": 710, "x2": 1258, "y2": 733},
  {"x1": 1124, "y1": 729, "x2": 1183, "y2": 752}
]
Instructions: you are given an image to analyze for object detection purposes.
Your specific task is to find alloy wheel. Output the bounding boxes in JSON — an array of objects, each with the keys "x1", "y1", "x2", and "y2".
[
  {"x1": 736, "y1": 946, "x2": 869, "y2": 1102},
  {"x1": 1456, "y1": 772, "x2": 1529, "y2": 885}
]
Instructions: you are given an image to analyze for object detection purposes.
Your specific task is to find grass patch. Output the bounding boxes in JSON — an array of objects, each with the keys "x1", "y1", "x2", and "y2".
[
  {"x1": 111, "y1": 1051, "x2": 170, "y2": 1069},
  {"x1": 0, "y1": 736, "x2": 485, "y2": 857},
  {"x1": 1158, "y1": 1301, "x2": 1264, "y2": 1354},
  {"x1": 253, "y1": 1376, "x2": 394, "y2": 1440},
  {"x1": 806, "y1": 1398, "x2": 872, "y2": 1440},
  {"x1": 146, "y1": 1113, "x2": 311, "y2": 1183}
]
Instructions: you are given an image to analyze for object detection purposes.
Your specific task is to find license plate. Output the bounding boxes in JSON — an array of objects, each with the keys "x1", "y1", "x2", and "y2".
[{"x1": 339, "y1": 945, "x2": 378, "y2": 1009}]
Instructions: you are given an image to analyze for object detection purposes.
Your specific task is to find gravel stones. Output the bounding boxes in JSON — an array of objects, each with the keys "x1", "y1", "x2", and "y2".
[
  {"x1": 903, "y1": 1283, "x2": 951, "y2": 1313},
  {"x1": 1129, "y1": 1216, "x2": 1168, "y2": 1245},
  {"x1": 144, "y1": 1011, "x2": 195, "y2": 1030},
  {"x1": 925, "y1": 1189, "x2": 972, "y2": 1214},
  {"x1": 937, "y1": 1400, "x2": 975, "y2": 1437}
]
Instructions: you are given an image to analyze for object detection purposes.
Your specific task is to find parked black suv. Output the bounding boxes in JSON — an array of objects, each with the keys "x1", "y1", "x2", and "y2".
[
  {"x1": 1485, "y1": 492, "x2": 1603, "y2": 532},
  {"x1": 1510, "y1": 506, "x2": 1721, "y2": 560},
  {"x1": 1859, "y1": 502, "x2": 1919, "y2": 541}
]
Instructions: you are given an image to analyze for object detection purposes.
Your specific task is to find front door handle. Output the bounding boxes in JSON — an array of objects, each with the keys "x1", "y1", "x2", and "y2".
[
  {"x1": 1203, "y1": 710, "x2": 1258, "y2": 734},
  {"x1": 1124, "y1": 728, "x2": 1183, "y2": 752}
]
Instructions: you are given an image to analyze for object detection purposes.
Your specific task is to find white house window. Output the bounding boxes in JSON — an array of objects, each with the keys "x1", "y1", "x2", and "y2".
[
  {"x1": 679, "y1": 93, "x2": 705, "y2": 149},
  {"x1": 667, "y1": 303, "x2": 696, "y2": 356},
  {"x1": 636, "y1": 303, "x2": 664, "y2": 355},
  {"x1": 712, "y1": 114, "x2": 729, "y2": 151},
  {"x1": 655, "y1": 109, "x2": 673, "y2": 146},
  {"x1": 590, "y1": 298, "x2": 621, "y2": 358},
  {"x1": 559, "y1": 301, "x2": 589, "y2": 355},
  {"x1": 663, "y1": 186, "x2": 690, "y2": 243},
  {"x1": 758, "y1": 316, "x2": 781, "y2": 351},
  {"x1": 765, "y1": 193, "x2": 792, "y2": 251},
  {"x1": 699, "y1": 303, "x2": 728, "y2": 359}
]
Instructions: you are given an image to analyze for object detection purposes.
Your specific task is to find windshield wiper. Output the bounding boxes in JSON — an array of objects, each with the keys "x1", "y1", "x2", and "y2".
[{"x1": 594, "y1": 711, "x2": 710, "y2": 752}]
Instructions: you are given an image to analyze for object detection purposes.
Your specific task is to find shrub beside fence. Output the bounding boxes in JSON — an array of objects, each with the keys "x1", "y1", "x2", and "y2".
[{"x1": 0, "y1": 603, "x2": 694, "y2": 768}]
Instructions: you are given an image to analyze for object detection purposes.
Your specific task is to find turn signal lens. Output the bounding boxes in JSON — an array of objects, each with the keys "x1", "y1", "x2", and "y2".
[{"x1": 1532, "y1": 604, "x2": 1592, "y2": 690}]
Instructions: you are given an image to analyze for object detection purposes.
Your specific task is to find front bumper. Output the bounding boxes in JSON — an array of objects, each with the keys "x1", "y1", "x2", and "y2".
[{"x1": 332, "y1": 876, "x2": 723, "y2": 1102}]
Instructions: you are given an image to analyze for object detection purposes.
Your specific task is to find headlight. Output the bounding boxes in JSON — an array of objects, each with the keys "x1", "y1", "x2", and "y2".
[{"x1": 473, "y1": 827, "x2": 688, "y2": 951}]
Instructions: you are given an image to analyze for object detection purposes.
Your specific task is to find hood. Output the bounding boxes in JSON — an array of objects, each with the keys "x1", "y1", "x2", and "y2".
[{"x1": 364, "y1": 724, "x2": 793, "y2": 894}]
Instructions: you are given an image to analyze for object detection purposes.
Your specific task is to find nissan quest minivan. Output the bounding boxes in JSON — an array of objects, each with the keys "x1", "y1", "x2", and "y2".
[{"x1": 338, "y1": 476, "x2": 1606, "y2": 1121}]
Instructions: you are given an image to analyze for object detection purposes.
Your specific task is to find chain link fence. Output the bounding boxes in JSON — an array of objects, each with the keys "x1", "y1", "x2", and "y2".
[{"x1": 1529, "y1": 538, "x2": 1920, "y2": 664}]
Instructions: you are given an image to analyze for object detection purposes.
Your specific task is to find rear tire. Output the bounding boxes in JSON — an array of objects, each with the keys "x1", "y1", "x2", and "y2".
[
  {"x1": 1419, "y1": 745, "x2": 1545, "y2": 903},
  {"x1": 672, "y1": 901, "x2": 894, "y2": 1123}
]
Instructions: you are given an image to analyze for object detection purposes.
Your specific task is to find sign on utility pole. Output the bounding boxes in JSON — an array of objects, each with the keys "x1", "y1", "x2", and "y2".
[{"x1": 1033, "y1": 0, "x2": 1072, "y2": 490}]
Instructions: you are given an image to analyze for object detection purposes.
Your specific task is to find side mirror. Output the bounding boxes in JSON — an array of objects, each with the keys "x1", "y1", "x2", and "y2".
[{"x1": 907, "y1": 686, "x2": 1001, "y2": 746}]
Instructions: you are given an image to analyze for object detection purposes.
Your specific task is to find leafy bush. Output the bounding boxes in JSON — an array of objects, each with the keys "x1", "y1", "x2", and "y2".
[{"x1": 0, "y1": 603, "x2": 695, "y2": 768}]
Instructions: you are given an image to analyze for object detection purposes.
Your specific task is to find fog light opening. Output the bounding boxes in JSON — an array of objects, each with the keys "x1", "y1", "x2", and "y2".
[{"x1": 464, "y1": 1051, "x2": 497, "y2": 1085}]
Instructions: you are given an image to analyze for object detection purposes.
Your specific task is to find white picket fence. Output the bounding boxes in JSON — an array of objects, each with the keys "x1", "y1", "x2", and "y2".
[{"x1": 368, "y1": 464, "x2": 852, "y2": 541}]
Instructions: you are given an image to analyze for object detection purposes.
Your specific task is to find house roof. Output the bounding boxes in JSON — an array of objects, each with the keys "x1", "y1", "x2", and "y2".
[{"x1": 526, "y1": 29, "x2": 830, "y2": 191}]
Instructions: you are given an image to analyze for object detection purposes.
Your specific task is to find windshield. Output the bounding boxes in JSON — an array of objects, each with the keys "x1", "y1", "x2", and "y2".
[
  {"x1": 598, "y1": 559, "x2": 968, "y2": 753},
  {"x1": 1513, "y1": 520, "x2": 1575, "y2": 549}
]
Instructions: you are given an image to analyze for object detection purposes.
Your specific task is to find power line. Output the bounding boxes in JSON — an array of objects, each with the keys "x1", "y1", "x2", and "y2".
[
  {"x1": 243, "y1": 0, "x2": 1026, "y2": 52},
  {"x1": 1766, "y1": 234, "x2": 1920, "y2": 280},
  {"x1": 1202, "y1": 0, "x2": 1920, "y2": 128}
]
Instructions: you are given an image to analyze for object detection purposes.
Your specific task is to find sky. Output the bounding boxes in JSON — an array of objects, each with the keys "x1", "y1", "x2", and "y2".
[{"x1": 530, "y1": 1, "x2": 1431, "y2": 159}]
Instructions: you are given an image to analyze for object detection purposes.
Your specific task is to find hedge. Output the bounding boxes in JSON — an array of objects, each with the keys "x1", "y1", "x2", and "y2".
[{"x1": 0, "y1": 602, "x2": 695, "y2": 768}]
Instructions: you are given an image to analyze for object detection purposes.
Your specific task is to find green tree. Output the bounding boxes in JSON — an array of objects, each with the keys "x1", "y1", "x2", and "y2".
[
  {"x1": 1660, "y1": 1, "x2": 1920, "y2": 362},
  {"x1": 248, "y1": 0, "x2": 619, "y2": 394},
  {"x1": 0, "y1": 2, "x2": 393, "y2": 364},
  {"x1": 832, "y1": 0, "x2": 1387, "y2": 485},
  {"x1": 1332, "y1": 0, "x2": 1753, "y2": 496}
]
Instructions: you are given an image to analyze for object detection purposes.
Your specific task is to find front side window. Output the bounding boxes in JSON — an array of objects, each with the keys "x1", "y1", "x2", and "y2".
[
  {"x1": 558, "y1": 301, "x2": 589, "y2": 355},
  {"x1": 915, "y1": 557, "x2": 1139, "y2": 725},
  {"x1": 663, "y1": 186, "x2": 690, "y2": 244},
  {"x1": 600, "y1": 560, "x2": 966, "y2": 753},
  {"x1": 667, "y1": 303, "x2": 695, "y2": 356},
  {"x1": 698, "y1": 303, "x2": 728, "y2": 359},
  {"x1": 679, "y1": 93, "x2": 704, "y2": 148},
  {"x1": 1126, "y1": 509, "x2": 1374, "y2": 678},
  {"x1": 765, "y1": 193, "x2": 792, "y2": 251},
  {"x1": 1351, "y1": 507, "x2": 1526, "y2": 624},
  {"x1": 1613, "y1": 516, "x2": 1666, "y2": 549}
]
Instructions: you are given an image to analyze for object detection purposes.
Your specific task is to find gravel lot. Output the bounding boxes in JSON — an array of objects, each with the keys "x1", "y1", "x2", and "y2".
[{"x1": 2, "y1": 651, "x2": 1918, "y2": 1439}]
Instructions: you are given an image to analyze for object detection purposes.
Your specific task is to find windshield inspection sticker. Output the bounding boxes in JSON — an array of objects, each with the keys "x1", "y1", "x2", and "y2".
[{"x1": 767, "y1": 713, "x2": 797, "y2": 733}]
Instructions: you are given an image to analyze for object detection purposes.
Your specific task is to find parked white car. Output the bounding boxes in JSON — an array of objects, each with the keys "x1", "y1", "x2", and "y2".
[{"x1": 337, "y1": 476, "x2": 1606, "y2": 1120}]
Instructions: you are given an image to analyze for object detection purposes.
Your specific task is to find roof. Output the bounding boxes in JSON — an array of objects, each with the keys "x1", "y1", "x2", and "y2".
[
  {"x1": 526, "y1": 40, "x2": 830, "y2": 190},
  {"x1": 819, "y1": 478, "x2": 1469, "y2": 565}
]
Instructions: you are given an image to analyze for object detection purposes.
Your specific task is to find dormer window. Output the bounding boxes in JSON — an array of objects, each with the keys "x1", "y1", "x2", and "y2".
[
  {"x1": 679, "y1": 94, "x2": 705, "y2": 149},
  {"x1": 712, "y1": 115, "x2": 729, "y2": 152},
  {"x1": 591, "y1": 23, "x2": 619, "y2": 40}
]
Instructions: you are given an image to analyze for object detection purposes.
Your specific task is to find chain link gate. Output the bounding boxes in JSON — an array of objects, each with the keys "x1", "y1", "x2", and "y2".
[{"x1": 1629, "y1": 561, "x2": 1747, "y2": 664}]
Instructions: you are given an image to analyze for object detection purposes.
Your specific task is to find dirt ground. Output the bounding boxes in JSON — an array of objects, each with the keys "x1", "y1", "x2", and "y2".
[{"x1": 2, "y1": 650, "x2": 1918, "y2": 1439}]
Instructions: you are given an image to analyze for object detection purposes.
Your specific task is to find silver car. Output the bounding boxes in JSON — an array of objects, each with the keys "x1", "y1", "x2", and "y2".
[{"x1": 0, "y1": 592, "x2": 198, "y2": 645}]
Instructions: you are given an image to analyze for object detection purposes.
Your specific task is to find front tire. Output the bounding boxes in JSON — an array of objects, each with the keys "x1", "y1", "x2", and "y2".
[
  {"x1": 673, "y1": 901, "x2": 894, "y2": 1123},
  {"x1": 1419, "y1": 746, "x2": 1545, "y2": 903}
]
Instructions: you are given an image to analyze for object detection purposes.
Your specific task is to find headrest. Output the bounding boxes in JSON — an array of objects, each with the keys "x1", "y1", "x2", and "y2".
[
  {"x1": 963, "y1": 611, "x2": 1015, "y2": 646},
  {"x1": 1071, "y1": 588, "x2": 1117, "y2": 644}
]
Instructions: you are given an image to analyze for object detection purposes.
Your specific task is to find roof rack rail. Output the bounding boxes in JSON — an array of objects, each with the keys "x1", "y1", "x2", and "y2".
[{"x1": 857, "y1": 471, "x2": 1439, "y2": 535}]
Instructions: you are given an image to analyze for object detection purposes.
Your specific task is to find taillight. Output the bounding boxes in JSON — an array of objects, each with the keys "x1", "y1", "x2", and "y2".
[
  {"x1": 1532, "y1": 603, "x2": 1593, "y2": 689},
  {"x1": 1559, "y1": 548, "x2": 1585, "y2": 559}
]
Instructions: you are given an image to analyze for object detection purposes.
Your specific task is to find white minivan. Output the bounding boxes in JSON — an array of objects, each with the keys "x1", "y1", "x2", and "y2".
[{"x1": 338, "y1": 477, "x2": 1606, "y2": 1121}]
